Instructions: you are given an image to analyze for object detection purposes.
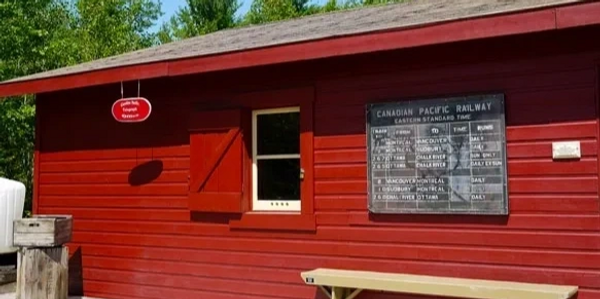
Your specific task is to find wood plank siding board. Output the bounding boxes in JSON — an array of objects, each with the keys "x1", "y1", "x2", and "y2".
[
  {"x1": 39, "y1": 158, "x2": 189, "y2": 173},
  {"x1": 35, "y1": 27, "x2": 600, "y2": 298},
  {"x1": 71, "y1": 243, "x2": 600, "y2": 298},
  {"x1": 68, "y1": 242, "x2": 600, "y2": 271},
  {"x1": 68, "y1": 241, "x2": 600, "y2": 289},
  {"x1": 39, "y1": 170, "x2": 188, "y2": 184},
  {"x1": 79, "y1": 254, "x2": 599, "y2": 284},
  {"x1": 38, "y1": 196, "x2": 188, "y2": 209},
  {"x1": 61, "y1": 219, "x2": 600, "y2": 246},
  {"x1": 64, "y1": 234, "x2": 600, "y2": 287},
  {"x1": 39, "y1": 145, "x2": 189, "y2": 162},
  {"x1": 36, "y1": 216, "x2": 600, "y2": 248}
]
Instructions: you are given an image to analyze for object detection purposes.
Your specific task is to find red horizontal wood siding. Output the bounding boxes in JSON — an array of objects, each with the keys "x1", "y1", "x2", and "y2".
[{"x1": 37, "y1": 28, "x2": 600, "y2": 299}]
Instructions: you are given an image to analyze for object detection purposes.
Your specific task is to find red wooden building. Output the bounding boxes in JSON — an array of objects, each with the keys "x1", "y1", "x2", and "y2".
[{"x1": 1, "y1": 0, "x2": 600, "y2": 298}]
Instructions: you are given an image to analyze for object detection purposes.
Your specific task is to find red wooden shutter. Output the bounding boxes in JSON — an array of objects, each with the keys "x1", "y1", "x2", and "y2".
[{"x1": 188, "y1": 109, "x2": 247, "y2": 213}]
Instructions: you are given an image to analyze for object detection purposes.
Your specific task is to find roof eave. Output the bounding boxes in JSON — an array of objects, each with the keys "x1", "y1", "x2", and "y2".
[{"x1": 0, "y1": 0, "x2": 598, "y2": 99}]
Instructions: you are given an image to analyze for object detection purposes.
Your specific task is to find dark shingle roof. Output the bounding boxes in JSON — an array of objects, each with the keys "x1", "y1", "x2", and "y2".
[{"x1": 1, "y1": 0, "x2": 582, "y2": 84}]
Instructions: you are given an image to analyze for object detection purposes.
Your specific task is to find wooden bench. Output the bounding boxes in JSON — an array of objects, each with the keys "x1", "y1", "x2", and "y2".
[{"x1": 300, "y1": 268, "x2": 578, "y2": 299}]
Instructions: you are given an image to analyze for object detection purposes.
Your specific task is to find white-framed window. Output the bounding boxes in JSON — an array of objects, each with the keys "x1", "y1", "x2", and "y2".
[{"x1": 252, "y1": 106, "x2": 301, "y2": 211}]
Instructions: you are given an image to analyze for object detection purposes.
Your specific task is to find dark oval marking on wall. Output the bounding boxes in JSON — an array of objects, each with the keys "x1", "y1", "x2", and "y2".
[{"x1": 128, "y1": 160, "x2": 163, "y2": 186}]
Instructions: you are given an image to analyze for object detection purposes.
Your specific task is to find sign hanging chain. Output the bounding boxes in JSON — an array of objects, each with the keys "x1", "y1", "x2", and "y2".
[{"x1": 119, "y1": 81, "x2": 140, "y2": 98}]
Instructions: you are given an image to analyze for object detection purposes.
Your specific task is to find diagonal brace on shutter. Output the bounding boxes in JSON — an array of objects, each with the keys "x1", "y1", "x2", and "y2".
[{"x1": 189, "y1": 127, "x2": 241, "y2": 192}]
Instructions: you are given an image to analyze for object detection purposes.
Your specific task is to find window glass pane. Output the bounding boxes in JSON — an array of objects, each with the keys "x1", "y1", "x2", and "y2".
[
  {"x1": 258, "y1": 159, "x2": 300, "y2": 201},
  {"x1": 257, "y1": 111, "x2": 299, "y2": 155}
]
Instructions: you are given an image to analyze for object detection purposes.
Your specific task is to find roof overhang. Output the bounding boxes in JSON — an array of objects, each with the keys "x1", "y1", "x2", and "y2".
[{"x1": 0, "y1": 1, "x2": 598, "y2": 98}]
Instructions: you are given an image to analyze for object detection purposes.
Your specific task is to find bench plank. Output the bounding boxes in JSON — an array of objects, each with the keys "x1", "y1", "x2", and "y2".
[{"x1": 301, "y1": 268, "x2": 578, "y2": 299}]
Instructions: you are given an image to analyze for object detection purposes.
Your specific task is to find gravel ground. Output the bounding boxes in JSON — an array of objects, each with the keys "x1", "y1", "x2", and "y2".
[
  {"x1": 0, "y1": 282, "x2": 15, "y2": 299},
  {"x1": 0, "y1": 285, "x2": 98, "y2": 299},
  {"x1": 0, "y1": 292, "x2": 14, "y2": 299},
  {"x1": 0, "y1": 282, "x2": 15, "y2": 295}
]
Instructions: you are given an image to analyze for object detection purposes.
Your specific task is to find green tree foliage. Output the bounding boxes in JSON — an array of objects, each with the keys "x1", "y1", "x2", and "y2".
[
  {"x1": 320, "y1": 0, "x2": 339, "y2": 12},
  {"x1": 0, "y1": 0, "x2": 163, "y2": 216},
  {"x1": 70, "y1": 0, "x2": 162, "y2": 61},
  {"x1": 241, "y1": 0, "x2": 406, "y2": 25},
  {"x1": 0, "y1": 0, "x2": 73, "y2": 214},
  {"x1": 159, "y1": 0, "x2": 409, "y2": 42},
  {"x1": 0, "y1": 98, "x2": 35, "y2": 215},
  {"x1": 158, "y1": 0, "x2": 241, "y2": 43},
  {"x1": 244, "y1": 0, "x2": 298, "y2": 24},
  {"x1": 292, "y1": 0, "x2": 310, "y2": 12},
  {"x1": 0, "y1": 0, "x2": 72, "y2": 79},
  {"x1": 291, "y1": 0, "x2": 325, "y2": 15}
]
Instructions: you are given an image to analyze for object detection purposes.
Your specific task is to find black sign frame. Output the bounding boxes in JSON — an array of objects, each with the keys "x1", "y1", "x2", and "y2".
[{"x1": 366, "y1": 93, "x2": 509, "y2": 215}]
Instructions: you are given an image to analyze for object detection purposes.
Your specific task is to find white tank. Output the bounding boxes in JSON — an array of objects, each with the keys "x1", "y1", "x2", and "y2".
[{"x1": 0, "y1": 177, "x2": 25, "y2": 253}]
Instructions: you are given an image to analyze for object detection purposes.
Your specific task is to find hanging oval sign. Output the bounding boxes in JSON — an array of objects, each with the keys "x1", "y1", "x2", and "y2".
[{"x1": 112, "y1": 97, "x2": 152, "y2": 122}]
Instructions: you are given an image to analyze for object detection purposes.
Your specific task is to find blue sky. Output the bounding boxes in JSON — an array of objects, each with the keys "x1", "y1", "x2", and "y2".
[{"x1": 155, "y1": 0, "x2": 328, "y2": 31}]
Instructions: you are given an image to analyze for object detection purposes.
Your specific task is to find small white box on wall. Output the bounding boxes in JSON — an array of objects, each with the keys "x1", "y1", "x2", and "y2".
[{"x1": 552, "y1": 141, "x2": 581, "y2": 160}]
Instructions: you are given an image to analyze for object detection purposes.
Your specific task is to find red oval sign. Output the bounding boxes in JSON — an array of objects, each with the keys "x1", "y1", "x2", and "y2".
[{"x1": 112, "y1": 97, "x2": 152, "y2": 122}]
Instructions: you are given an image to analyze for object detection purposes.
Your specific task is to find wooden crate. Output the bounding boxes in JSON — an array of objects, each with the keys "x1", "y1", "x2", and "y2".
[{"x1": 13, "y1": 215, "x2": 72, "y2": 247}]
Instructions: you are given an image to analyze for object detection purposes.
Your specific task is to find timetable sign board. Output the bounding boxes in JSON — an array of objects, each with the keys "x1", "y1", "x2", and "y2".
[{"x1": 366, "y1": 94, "x2": 508, "y2": 215}]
